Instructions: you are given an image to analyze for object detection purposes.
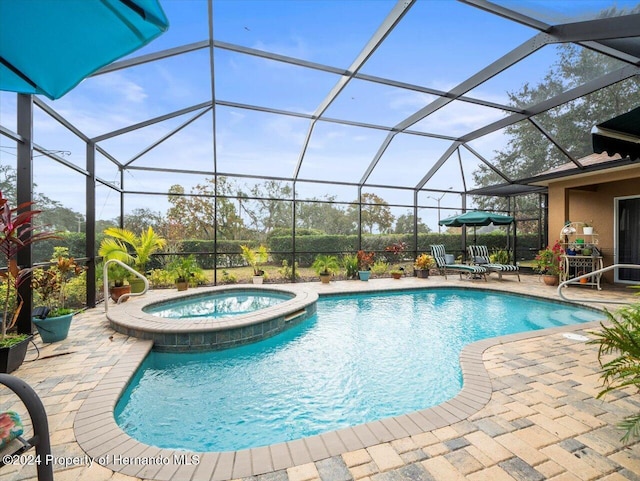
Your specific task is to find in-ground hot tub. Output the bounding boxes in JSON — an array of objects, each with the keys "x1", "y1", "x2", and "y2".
[{"x1": 106, "y1": 285, "x2": 317, "y2": 352}]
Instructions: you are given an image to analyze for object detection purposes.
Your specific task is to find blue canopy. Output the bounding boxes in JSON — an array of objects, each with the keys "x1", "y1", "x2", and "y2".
[{"x1": 0, "y1": 0, "x2": 169, "y2": 100}]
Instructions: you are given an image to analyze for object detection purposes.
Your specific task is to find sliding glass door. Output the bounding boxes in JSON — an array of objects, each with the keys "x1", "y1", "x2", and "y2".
[{"x1": 616, "y1": 196, "x2": 640, "y2": 282}]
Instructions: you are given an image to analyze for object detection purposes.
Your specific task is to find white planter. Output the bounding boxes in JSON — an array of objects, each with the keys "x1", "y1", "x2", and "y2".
[
  {"x1": 252, "y1": 275, "x2": 264, "y2": 284},
  {"x1": 583, "y1": 226, "x2": 594, "y2": 235}
]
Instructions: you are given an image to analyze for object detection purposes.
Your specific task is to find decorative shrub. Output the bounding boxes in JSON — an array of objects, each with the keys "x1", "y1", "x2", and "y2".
[{"x1": 370, "y1": 260, "x2": 389, "y2": 276}]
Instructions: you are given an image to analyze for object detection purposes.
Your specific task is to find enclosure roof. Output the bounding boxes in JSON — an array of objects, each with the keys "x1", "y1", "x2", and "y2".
[{"x1": 4, "y1": 0, "x2": 640, "y2": 203}]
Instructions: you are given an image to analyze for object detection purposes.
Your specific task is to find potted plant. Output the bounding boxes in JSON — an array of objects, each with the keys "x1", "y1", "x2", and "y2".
[
  {"x1": 356, "y1": 250, "x2": 375, "y2": 281},
  {"x1": 414, "y1": 253, "x2": 435, "y2": 278},
  {"x1": 583, "y1": 221, "x2": 594, "y2": 235},
  {"x1": 312, "y1": 254, "x2": 340, "y2": 284},
  {"x1": 0, "y1": 192, "x2": 56, "y2": 372},
  {"x1": 342, "y1": 253, "x2": 359, "y2": 280},
  {"x1": 390, "y1": 268, "x2": 404, "y2": 279},
  {"x1": 240, "y1": 244, "x2": 268, "y2": 284},
  {"x1": 31, "y1": 248, "x2": 85, "y2": 343},
  {"x1": 107, "y1": 264, "x2": 131, "y2": 302},
  {"x1": 169, "y1": 255, "x2": 199, "y2": 291},
  {"x1": 99, "y1": 226, "x2": 166, "y2": 293},
  {"x1": 534, "y1": 241, "x2": 565, "y2": 286}
]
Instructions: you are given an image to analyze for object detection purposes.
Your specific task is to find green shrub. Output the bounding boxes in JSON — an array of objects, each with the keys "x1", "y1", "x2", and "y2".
[
  {"x1": 219, "y1": 270, "x2": 238, "y2": 284},
  {"x1": 370, "y1": 260, "x2": 389, "y2": 276},
  {"x1": 148, "y1": 269, "x2": 174, "y2": 288},
  {"x1": 278, "y1": 260, "x2": 300, "y2": 281}
]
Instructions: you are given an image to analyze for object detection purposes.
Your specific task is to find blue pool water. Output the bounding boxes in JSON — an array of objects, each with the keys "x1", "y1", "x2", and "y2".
[
  {"x1": 143, "y1": 290, "x2": 291, "y2": 319},
  {"x1": 116, "y1": 288, "x2": 602, "y2": 452}
]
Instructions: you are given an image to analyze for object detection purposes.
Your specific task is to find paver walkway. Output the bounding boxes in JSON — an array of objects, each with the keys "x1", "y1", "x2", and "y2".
[{"x1": 1, "y1": 275, "x2": 639, "y2": 480}]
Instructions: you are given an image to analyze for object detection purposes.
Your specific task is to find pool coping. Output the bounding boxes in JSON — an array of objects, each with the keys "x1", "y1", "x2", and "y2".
[
  {"x1": 107, "y1": 284, "x2": 318, "y2": 351},
  {"x1": 74, "y1": 286, "x2": 608, "y2": 480}
]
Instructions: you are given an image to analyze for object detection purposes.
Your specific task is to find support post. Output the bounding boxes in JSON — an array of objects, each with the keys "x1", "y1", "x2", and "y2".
[
  {"x1": 86, "y1": 142, "x2": 96, "y2": 307},
  {"x1": 16, "y1": 94, "x2": 33, "y2": 335}
]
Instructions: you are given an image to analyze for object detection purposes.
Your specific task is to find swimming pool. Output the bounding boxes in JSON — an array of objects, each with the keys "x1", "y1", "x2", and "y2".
[
  {"x1": 143, "y1": 290, "x2": 292, "y2": 320},
  {"x1": 115, "y1": 288, "x2": 602, "y2": 452}
]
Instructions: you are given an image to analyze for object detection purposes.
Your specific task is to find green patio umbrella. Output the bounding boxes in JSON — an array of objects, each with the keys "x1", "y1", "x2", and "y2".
[
  {"x1": 0, "y1": 0, "x2": 169, "y2": 100},
  {"x1": 439, "y1": 210, "x2": 514, "y2": 243}
]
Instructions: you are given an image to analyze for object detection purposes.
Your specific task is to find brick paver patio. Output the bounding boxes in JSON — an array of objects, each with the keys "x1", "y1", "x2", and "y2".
[{"x1": 1, "y1": 275, "x2": 639, "y2": 480}]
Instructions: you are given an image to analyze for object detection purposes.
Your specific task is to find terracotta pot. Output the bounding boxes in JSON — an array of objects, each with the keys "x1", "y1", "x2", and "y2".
[
  {"x1": 542, "y1": 274, "x2": 559, "y2": 286},
  {"x1": 391, "y1": 272, "x2": 402, "y2": 279},
  {"x1": 319, "y1": 273, "x2": 331, "y2": 284},
  {"x1": 110, "y1": 285, "x2": 131, "y2": 302}
]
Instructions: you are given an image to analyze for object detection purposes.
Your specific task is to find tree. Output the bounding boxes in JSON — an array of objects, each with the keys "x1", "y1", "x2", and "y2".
[
  {"x1": 124, "y1": 208, "x2": 167, "y2": 236},
  {"x1": 394, "y1": 211, "x2": 430, "y2": 234},
  {"x1": 348, "y1": 193, "x2": 394, "y2": 234},
  {"x1": 0, "y1": 163, "x2": 17, "y2": 203},
  {"x1": 296, "y1": 196, "x2": 355, "y2": 235},
  {"x1": 246, "y1": 180, "x2": 293, "y2": 237},
  {"x1": 473, "y1": 27, "x2": 640, "y2": 232},
  {"x1": 167, "y1": 176, "x2": 243, "y2": 240}
]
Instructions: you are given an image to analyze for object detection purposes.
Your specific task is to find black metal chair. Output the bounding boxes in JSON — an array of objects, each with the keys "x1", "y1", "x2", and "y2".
[{"x1": 0, "y1": 373, "x2": 54, "y2": 481}]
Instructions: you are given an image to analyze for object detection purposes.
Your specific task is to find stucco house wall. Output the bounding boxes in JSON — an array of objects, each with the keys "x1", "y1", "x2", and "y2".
[{"x1": 544, "y1": 164, "x2": 640, "y2": 284}]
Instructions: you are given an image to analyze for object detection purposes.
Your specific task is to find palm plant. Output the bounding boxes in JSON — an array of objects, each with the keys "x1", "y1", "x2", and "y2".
[
  {"x1": 589, "y1": 297, "x2": 640, "y2": 442},
  {"x1": 240, "y1": 244, "x2": 268, "y2": 276},
  {"x1": 99, "y1": 226, "x2": 166, "y2": 273},
  {"x1": 311, "y1": 254, "x2": 340, "y2": 276}
]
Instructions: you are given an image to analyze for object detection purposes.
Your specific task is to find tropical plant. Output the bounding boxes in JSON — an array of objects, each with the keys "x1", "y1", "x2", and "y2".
[
  {"x1": 32, "y1": 247, "x2": 85, "y2": 317},
  {"x1": 109, "y1": 264, "x2": 130, "y2": 287},
  {"x1": 99, "y1": 226, "x2": 166, "y2": 273},
  {"x1": 277, "y1": 260, "x2": 299, "y2": 281},
  {"x1": 240, "y1": 244, "x2": 268, "y2": 276},
  {"x1": 490, "y1": 249, "x2": 510, "y2": 265},
  {"x1": 356, "y1": 250, "x2": 375, "y2": 271},
  {"x1": 311, "y1": 254, "x2": 340, "y2": 276},
  {"x1": 220, "y1": 269, "x2": 238, "y2": 284},
  {"x1": 414, "y1": 253, "x2": 435, "y2": 270},
  {"x1": 0, "y1": 192, "x2": 56, "y2": 343},
  {"x1": 370, "y1": 260, "x2": 389, "y2": 276},
  {"x1": 385, "y1": 241, "x2": 408, "y2": 263},
  {"x1": 342, "y1": 253, "x2": 359, "y2": 280},
  {"x1": 168, "y1": 255, "x2": 200, "y2": 283},
  {"x1": 148, "y1": 268, "x2": 174, "y2": 288},
  {"x1": 534, "y1": 241, "x2": 565, "y2": 276},
  {"x1": 589, "y1": 297, "x2": 640, "y2": 442}
]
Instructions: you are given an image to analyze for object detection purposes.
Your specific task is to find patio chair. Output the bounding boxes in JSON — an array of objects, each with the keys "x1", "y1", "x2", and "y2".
[
  {"x1": 468, "y1": 245, "x2": 520, "y2": 281},
  {"x1": 0, "y1": 374, "x2": 53, "y2": 481},
  {"x1": 430, "y1": 245, "x2": 487, "y2": 281}
]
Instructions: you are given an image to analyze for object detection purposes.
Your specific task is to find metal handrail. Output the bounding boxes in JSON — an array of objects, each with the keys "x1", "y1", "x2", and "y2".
[
  {"x1": 103, "y1": 259, "x2": 149, "y2": 313},
  {"x1": 557, "y1": 263, "x2": 640, "y2": 305}
]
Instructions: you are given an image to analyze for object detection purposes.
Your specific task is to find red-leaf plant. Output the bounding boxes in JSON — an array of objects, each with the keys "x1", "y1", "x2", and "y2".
[{"x1": 0, "y1": 192, "x2": 56, "y2": 343}]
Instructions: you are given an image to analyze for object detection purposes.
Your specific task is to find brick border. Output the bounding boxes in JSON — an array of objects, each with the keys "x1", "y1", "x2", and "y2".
[{"x1": 75, "y1": 288, "x2": 610, "y2": 480}]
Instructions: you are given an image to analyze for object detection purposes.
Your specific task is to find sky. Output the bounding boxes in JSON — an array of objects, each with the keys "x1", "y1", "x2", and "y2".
[{"x1": 0, "y1": 0, "x2": 637, "y2": 230}]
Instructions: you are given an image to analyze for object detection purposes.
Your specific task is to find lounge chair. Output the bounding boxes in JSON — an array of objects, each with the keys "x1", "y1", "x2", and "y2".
[
  {"x1": 430, "y1": 245, "x2": 487, "y2": 281},
  {"x1": 468, "y1": 245, "x2": 520, "y2": 281}
]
